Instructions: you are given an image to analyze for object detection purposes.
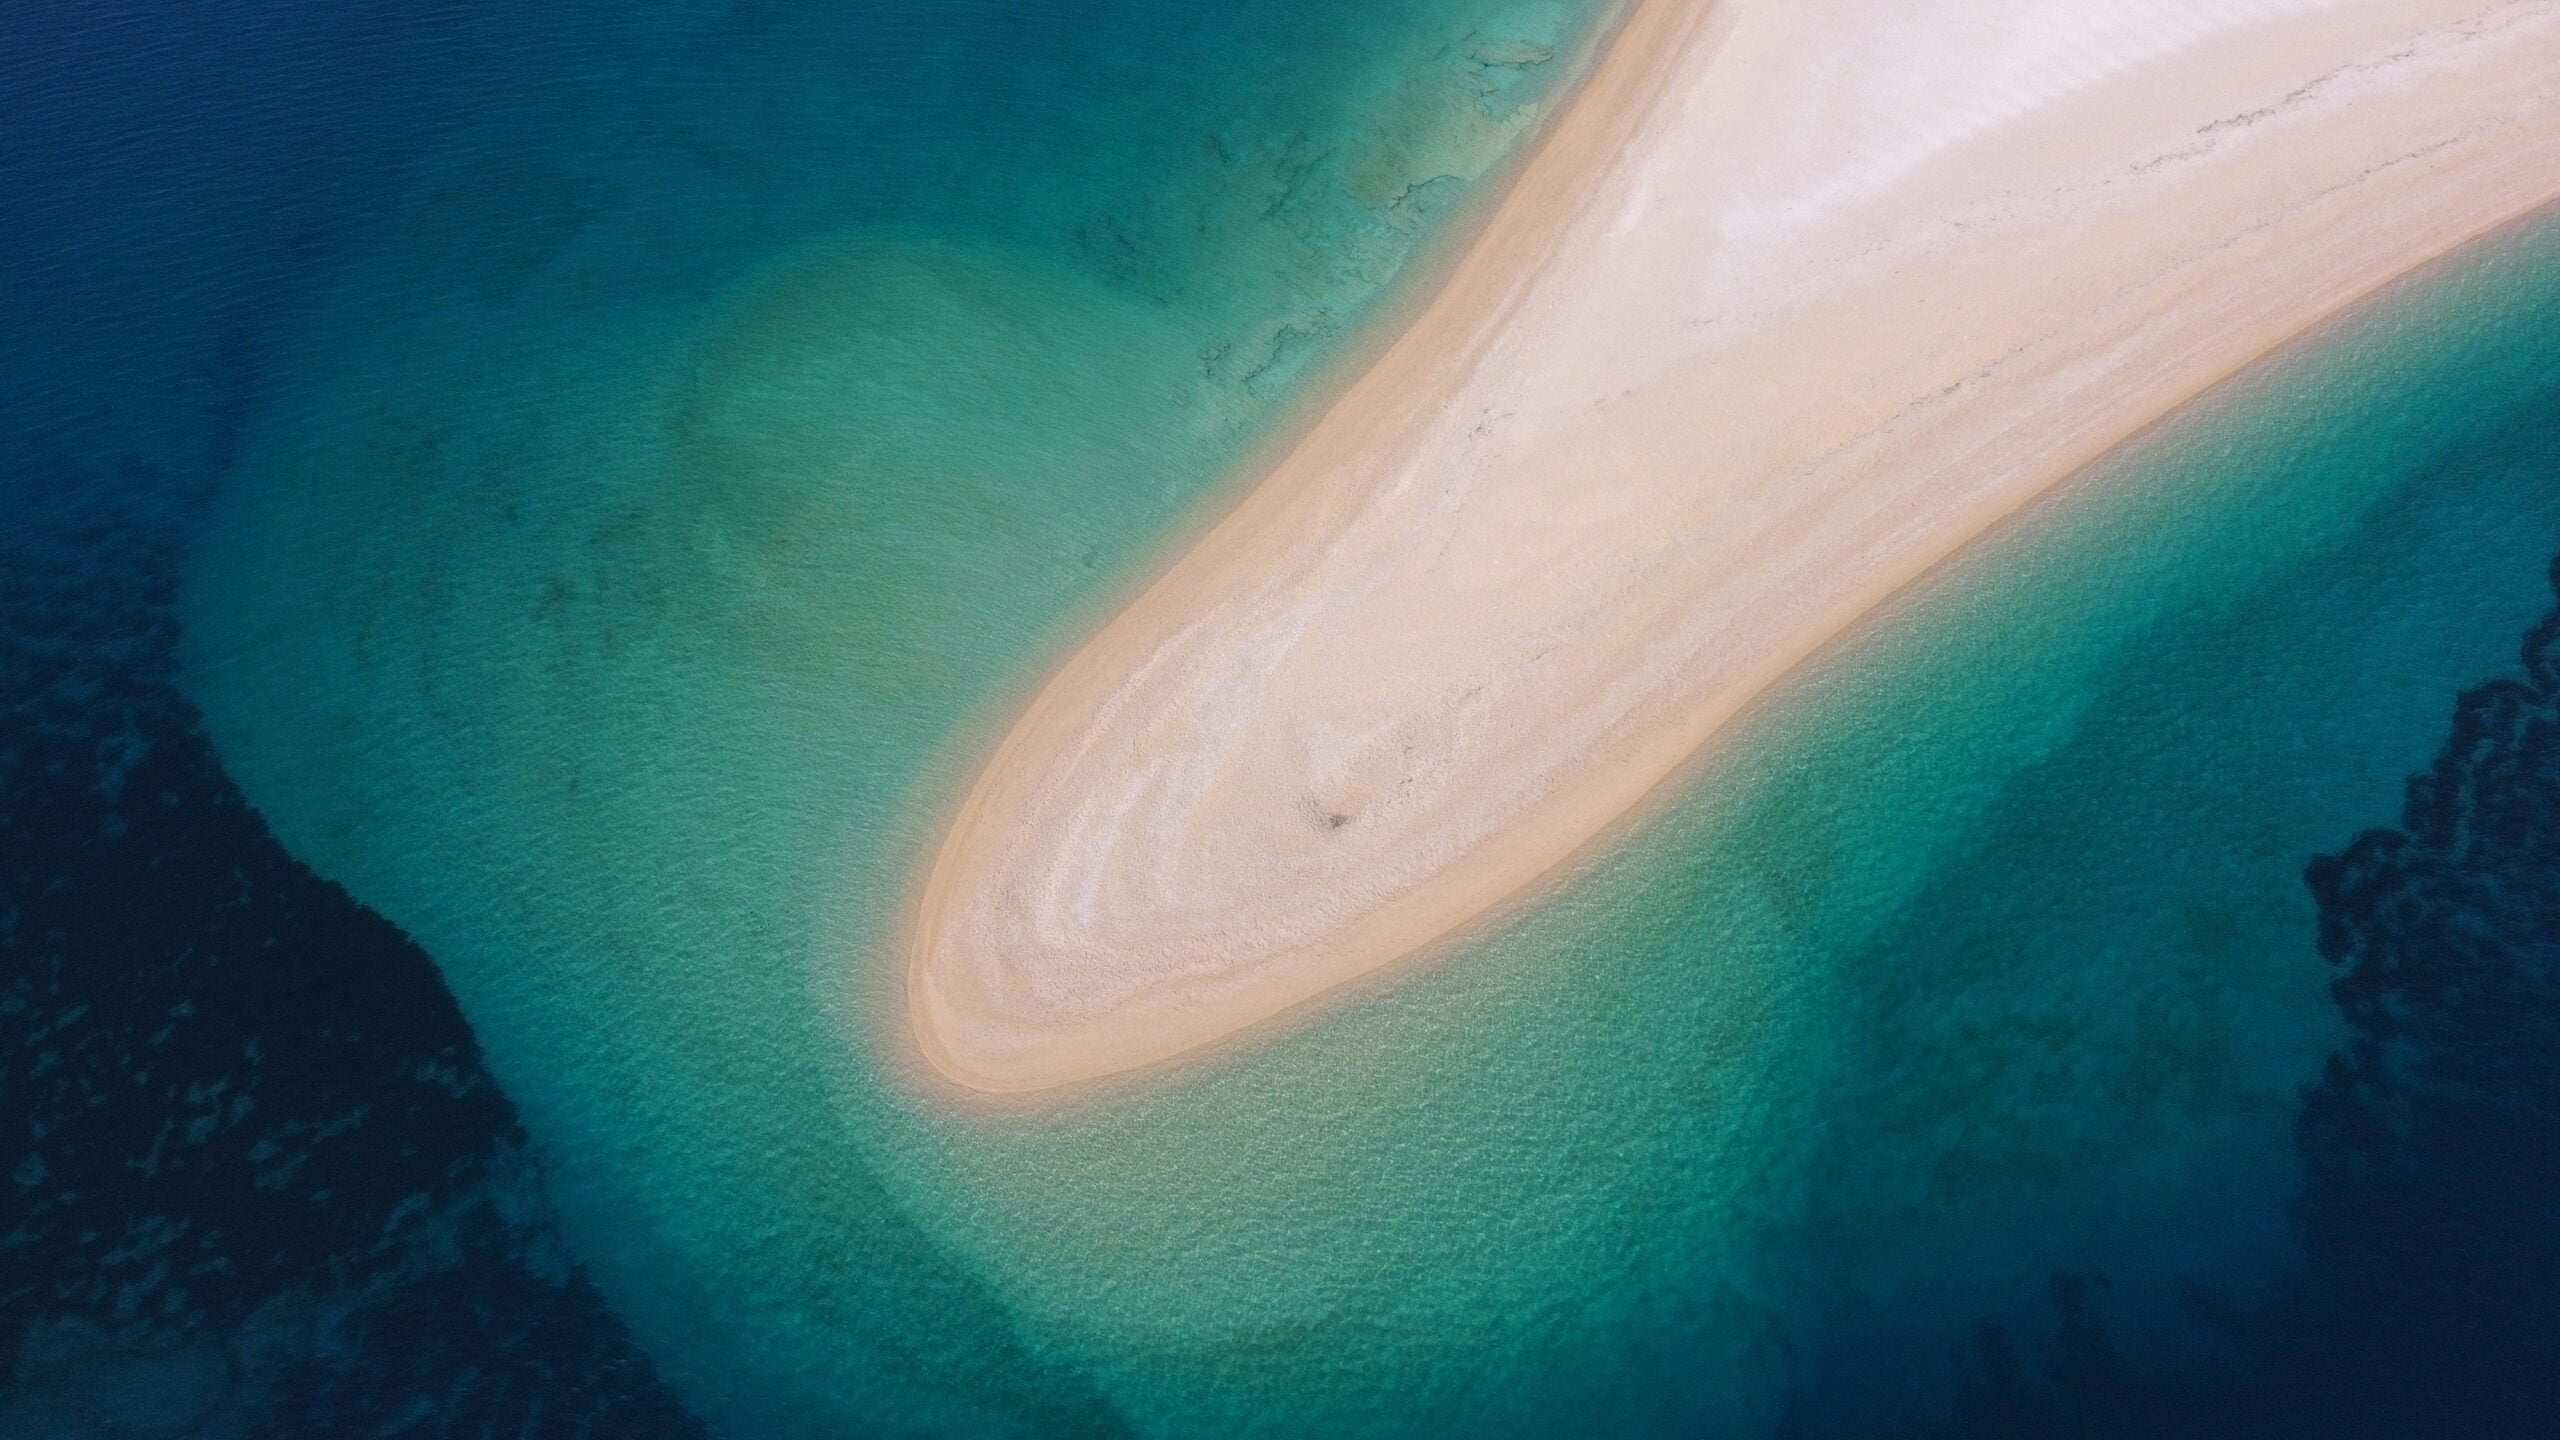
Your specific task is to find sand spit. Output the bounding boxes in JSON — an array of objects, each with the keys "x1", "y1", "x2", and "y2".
[{"x1": 907, "y1": 0, "x2": 2560, "y2": 1093}]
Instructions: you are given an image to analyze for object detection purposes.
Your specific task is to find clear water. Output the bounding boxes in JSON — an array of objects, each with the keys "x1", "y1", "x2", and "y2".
[
  {"x1": 168, "y1": 1, "x2": 1620, "y2": 1434},
  {"x1": 138, "y1": 0, "x2": 2560, "y2": 1435}
]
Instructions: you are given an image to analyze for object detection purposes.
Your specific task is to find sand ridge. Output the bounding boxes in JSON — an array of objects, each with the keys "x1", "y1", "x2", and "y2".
[{"x1": 906, "y1": 0, "x2": 2560, "y2": 1094}]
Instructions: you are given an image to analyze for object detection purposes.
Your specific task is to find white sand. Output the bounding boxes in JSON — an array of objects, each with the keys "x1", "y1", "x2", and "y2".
[{"x1": 907, "y1": 0, "x2": 2560, "y2": 1093}]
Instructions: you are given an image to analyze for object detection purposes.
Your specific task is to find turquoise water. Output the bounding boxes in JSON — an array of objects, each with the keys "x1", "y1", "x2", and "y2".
[
  {"x1": 168, "y1": 1, "x2": 2560, "y2": 1434},
  {"x1": 176, "y1": 1, "x2": 1618, "y2": 1434}
]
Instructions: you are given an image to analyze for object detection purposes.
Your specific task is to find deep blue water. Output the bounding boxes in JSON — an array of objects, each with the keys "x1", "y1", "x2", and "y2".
[
  {"x1": 8, "y1": 2, "x2": 2560, "y2": 1436},
  {"x1": 5, "y1": 4, "x2": 700, "y2": 1433},
  {"x1": 3, "y1": 10, "x2": 701, "y2": 1430}
]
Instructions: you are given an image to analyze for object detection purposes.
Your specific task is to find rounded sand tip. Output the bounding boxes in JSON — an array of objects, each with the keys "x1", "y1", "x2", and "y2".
[
  {"x1": 901, "y1": 891, "x2": 1300, "y2": 1091},
  {"x1": 903, "y1": 978, "x2": 1097, "y2": 1097}
]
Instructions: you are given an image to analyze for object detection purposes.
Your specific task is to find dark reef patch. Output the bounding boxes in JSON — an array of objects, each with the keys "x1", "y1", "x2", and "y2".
[
  {"x1": 0, "y1": 467, "x2": 706, "y2": 1438},
  {"x1": 2280, "y1": 550, "x2": 2560, "y2": 1438},
  {"x1": 1898, "y1": 551, "x2": 2560, "y2": 1440}
]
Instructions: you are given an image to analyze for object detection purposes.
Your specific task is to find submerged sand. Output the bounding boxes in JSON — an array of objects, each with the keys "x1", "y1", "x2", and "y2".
[{"x1": 907, "y1": 0, "x2": 2560, "y2": 1093}]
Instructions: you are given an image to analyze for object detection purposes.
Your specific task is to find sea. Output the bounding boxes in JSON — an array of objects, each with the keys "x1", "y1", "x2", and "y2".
[{"x1": 6, "y1": 2, "x2": 2559, "y2": 1437}]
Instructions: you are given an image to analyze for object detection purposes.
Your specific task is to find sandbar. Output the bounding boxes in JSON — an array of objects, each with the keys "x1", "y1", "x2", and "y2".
[{"x1": 907, "y1": 0, "x2": 2560, "y2": 1093}]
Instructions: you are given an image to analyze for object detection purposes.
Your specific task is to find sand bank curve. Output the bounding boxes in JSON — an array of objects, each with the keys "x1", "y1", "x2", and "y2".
[{"x1": 907, "y1": 0, "x2": 2560, "y2": 1093}]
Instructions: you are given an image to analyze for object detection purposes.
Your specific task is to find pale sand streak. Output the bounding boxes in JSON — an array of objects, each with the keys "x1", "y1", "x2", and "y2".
[{"x1": 907, "y1": 0, "x2": 2560, "y2": 1093}]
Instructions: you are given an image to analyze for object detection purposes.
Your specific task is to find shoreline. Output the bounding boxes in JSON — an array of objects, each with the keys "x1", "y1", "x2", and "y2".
[
  {"x1": 865, "y1": 0, "x2": 1650, "y2": 1074},
  {"x1": 906, "y1": 0, "x2": 2560, "y2": 1096}
]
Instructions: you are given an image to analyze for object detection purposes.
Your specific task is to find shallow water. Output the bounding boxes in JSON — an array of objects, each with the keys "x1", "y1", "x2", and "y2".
[
  {"x1": 165, "y1": 1, "x2": 1617, "y2": 1433},
  {"x1": 14, "y1": 1, "x2": 2560, "y2": 1435}
]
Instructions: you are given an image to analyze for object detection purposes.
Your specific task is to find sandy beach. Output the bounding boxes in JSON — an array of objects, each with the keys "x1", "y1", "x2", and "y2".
[{"x1": 906, "y1": 0, "x2": 2560, "y2": 1094}]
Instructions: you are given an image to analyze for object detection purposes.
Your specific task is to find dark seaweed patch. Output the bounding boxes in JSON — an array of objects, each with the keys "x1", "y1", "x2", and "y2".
[{"x1": 0, "y1": 467, "x2": 704, "y2": 1438}]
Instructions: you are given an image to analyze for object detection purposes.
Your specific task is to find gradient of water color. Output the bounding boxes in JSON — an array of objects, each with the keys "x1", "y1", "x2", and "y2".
[
  {"x1": 175, "y1": 0, "x2": 1618, "y2": 1433},
  {"x1": 10, "y1": 0, "x2": 2560, "y2": 1434}
]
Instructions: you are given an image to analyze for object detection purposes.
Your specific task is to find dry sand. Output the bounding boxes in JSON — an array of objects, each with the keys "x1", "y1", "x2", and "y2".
[{"x1": 906, "y1": 0, "x2": 2560, "y2": 1094}]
